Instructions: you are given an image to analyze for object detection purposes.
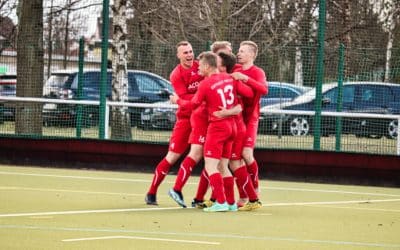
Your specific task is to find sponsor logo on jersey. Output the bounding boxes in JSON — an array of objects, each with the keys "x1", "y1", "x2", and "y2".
[{"x1": 188, "y1": 81, "x2": 199, "y2": 92}]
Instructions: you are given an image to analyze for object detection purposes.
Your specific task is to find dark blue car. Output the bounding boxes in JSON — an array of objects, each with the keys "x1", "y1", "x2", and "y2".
[
  {"x1": 259, "y1": 82, "x2": 400, "y2": 139},
  {"x1": 43, "y1": 70, "x2": 173, "y2": 127},
  {"x1": 260, "y1": 82, "x2": 311, "y2": 107}
]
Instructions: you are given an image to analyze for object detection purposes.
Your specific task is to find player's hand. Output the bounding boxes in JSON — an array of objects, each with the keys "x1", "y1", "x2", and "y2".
[
  {"x1": 231, "y1": 72, "x2": 248, "y2": 82},
  {"x1": 169, "y1": 94, "x2": 179, "y2": 104},
  {"x1": 213, "y1": 106, "x2": 229, "y2": 118}
]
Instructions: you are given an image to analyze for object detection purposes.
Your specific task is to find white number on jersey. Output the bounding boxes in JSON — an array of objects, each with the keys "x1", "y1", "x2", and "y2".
[{"x1": 216, "y1": 85, "x2": 234, "y2": 108}]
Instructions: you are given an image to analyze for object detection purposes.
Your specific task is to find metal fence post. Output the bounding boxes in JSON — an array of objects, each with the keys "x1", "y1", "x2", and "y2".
[
  {"x1": 335, "y1": 43, "x2": 345, "y2": 151},
  {"x1": 76, "y1": 37, "x2": 84, "y2": 138},
  {"x1": 397, "y1": 117, "x2": 400, "y2": 156},
  {"x1": 313, "y1": 0, "x2": 326, "y2": 150},
  {"x1": 99, "y1": 0, "x2": 110, "y2": 139}
]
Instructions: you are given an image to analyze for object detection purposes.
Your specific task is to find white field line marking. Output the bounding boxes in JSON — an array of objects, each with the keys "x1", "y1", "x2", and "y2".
[
  {"x1": 29, "y1": 216, "x2": 54, "y2": 219},
  {"x1": 304, "y1": 204, "x2": 400, "y2": 213},
  {"x1": 2, "y1": 224, "x2": 399, "y2": 249},
  {"x1": 264, "y1": 186, "x2": 400, "y2": 198},
  {"x1": 0, "y1": 171, "x2": 151, "y2": 183},
  {"x1": 1, "y1": 170, "x2": 400, "y2": 198},
  {"x1": 263, "y1": 198, "x2": 400, "y2": 207},
  {"x1": 0, "y1": 207, "x2": 184, "y2": 218},
  {"x1": 0, "y1": 186, "x2": 148, "y2": 197},
  {"x1": 62, "y1": 235, "x2": 220, "y2": 245},
  {"x1": 3, "y1": 186, "x2": 399, "y2": 214},
  {"x1": 1, "y1": 198, "x2": 399, "y2": 218}
]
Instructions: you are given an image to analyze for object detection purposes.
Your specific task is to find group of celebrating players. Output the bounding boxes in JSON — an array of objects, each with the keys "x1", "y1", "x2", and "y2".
[{"x1": 145, "y1": 40, "x2": 268, "y2": 212}]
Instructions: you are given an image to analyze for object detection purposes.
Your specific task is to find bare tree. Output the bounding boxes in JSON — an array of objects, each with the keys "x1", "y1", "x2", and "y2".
[
  {"x1": 16, "y1": 0, "x2": 44, "y2": 135},
  {"x1": 0, "y1": 0, "x2": 17, "y2": 55},
  {"x1": 370, "y1": 0, "x2": 400, "y2": 82},
  {"x1": 110, "y1": 0, "x2": 132, "y2": 140}
]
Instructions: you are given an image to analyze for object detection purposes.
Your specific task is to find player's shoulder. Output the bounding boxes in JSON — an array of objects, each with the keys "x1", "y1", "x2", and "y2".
[
  {"x1": 232, "y1": 64, "x2": 242, "y2": 72},
  {"x1": 192, "y1": 60, "x2": 200, "y2": 68},
  {"x1": 251, "y1": 65, "x2": 265, "y2": 73},
  {"x1": 169, "y1": 64, "x2": 181, "y2": 79}
]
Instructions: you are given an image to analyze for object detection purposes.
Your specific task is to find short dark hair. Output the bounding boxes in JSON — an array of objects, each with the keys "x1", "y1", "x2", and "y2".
[
  {"x1": 176, "y1": 41, "x2": 191, "y2": 49},
  {"x1": 218, "y1": 52, "x2": 237, "y2": 73}
]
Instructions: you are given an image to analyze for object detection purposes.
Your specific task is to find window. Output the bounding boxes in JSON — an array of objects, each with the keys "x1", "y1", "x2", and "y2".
[
  {"x1": 359, "y1": 85, "x2": 390, "y2": 105},
  {"x1": 267, "y1": 86, "x2": 279, "y2": 98},
  {"x1": 135, "y1": 73, "x2": 164, "y2": 94},
  {"x1": 324, "y1": 85, "x2": 355, "y2": 104}
]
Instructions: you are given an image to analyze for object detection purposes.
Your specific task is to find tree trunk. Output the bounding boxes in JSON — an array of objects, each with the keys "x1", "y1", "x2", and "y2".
[
  {"x1": 215, "y1": 0, "x2": 231, "y2": 40},
  {"x1": 110, "y1": 0, "x2": 132, "y2": 140},
  {"x1": 63, "y1": 0, "x2": 71, "y2": 69},
  {"x1": 47, "y1": 0, "x2": 54, "y2": 79},
  {"x1": 384, "y1": 28, "x2": 393, "y2": 82},
  {"x1": 294, "y1": 46, "x2": 303, "y2": 86},
  {"x1": 300, "y1": 0, "x2": 313, "y2": 87},
  {"x1": 341, "y1": 0, "x2": 351, "y2": 76},
  {"x1": 16, "y1": 0, "x2": 43, "y2": 136}
]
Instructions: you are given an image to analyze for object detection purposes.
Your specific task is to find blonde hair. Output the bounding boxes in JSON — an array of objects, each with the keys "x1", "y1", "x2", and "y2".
[
  {"x1": 198, "y1": 51, "x2": 218, "y2": 68},
  {"x1": 211, "y1": 41, "x2": 232, "y2": 53},
  {"x1": 240, "y1": 40, "x2": 258, "y2": 57}
]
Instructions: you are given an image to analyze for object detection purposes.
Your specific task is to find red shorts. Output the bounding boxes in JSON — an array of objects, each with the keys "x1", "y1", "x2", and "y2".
[
  {"x1": 231, "y1": 116, "x2": 246, "y2": 160},
  {"x1": 204, "y1": 118, "x2": 236, "y2": 160},
  {"x1": 188, "y1": 107, "x2": 208, "y2": 145},
  {"x1": 168, "y1": 118, "x2": 191, "y2": 154},
  {"x1": 243, "y1": 119, "x2": 259, "y2": 149}
]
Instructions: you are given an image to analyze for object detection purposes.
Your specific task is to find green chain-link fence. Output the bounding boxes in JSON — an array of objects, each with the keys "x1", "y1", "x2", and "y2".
[{"x1": 1, "y1": 0, "x2": 400, "y2": 155}]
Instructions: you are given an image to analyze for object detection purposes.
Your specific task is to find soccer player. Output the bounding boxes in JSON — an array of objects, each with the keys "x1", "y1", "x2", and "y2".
[
  {"x1": 172, "y1": 51, "x2": 254, "y2": 212},
  {"x1": 192, "y1": 52, "x2": 262, "y2": 211},
  {"x1": 168, "y1": 41, "x2": 240, "y2": 208},
  {"x1": 168, "y1": 52, "x2": 242, "y2": 208},
  {"x1": 231, "y1": 41, "x2": 268, "y2": 207},
  {"x1": 145, "y1": 41, "x2": 203, "y2": 205}
]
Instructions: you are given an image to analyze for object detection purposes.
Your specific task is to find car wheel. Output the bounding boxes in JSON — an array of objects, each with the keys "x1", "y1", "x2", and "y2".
[
  {"x1": 289, "y1": 116, "x2": 310, "y2": 136},
  {"x1": 386, "y1": 119, "x2": 398, "y2": 139}
]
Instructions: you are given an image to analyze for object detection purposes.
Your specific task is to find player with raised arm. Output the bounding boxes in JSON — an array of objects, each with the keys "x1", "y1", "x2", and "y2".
[{"x1": 144, "y1": 41, "x2": 203, "y2": 205}]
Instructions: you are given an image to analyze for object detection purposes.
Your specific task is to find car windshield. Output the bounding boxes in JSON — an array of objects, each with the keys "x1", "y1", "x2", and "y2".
[
  {"x1": 291, "y1": 84, "x2": 336, "y2": 103},
  {"x1": 47, "y1": 73, "x2": 76, "y2": 88}
]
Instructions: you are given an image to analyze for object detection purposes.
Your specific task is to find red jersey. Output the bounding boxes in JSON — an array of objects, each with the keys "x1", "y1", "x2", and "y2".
[
  {"x1": 187, "y1": 72, "x2": 253, "y2": 122},
  {"x1": 234, "y1": 65, "x2": 268, "y2": 124},
  {"x1": 170, "y1": 61, "x2": 203, "y2": 119}
]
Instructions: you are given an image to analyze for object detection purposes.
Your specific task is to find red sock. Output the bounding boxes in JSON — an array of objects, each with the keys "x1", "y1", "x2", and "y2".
[
  {"x1": 173, "y1": 157, "x2": 196, "y2": 192},
  {"x1": 195, "y1": 169, "x2": 209, "y2": 201},
  {"x1": 147, "y1": 158, "x2": 171, "y2": 194},
  {"x1": 235, "y1": 176, "x2": 247, "y2": 199},
  {"x1": 247, "y1": 160, "x2": 259, "y2": 189},
  {"x1": 234, "y1": 166, "x2": 258, "y2": 201},
  {"x1": 208, "y1": 173, "x2": 226, "y2": 204},
  {"x1": 223, "y1": 176, "x2": 235, "y2": 205}
]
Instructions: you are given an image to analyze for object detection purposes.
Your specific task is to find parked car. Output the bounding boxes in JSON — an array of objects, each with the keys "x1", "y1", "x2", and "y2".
[
  {"x1": 259, "y1": 81, "x2": 400, "y2": 138},
  {"x1": 140, "y1": 81, "x2": 311, "y2": 131},
  {"x1": 260, "y1": 82, "x2": 311, "y2": 107},
  {"x1": 139, "y1": 100, "x2": 177, "y2": 130},
  {"x1": 42, "y1": 69, "x2": 173, "y2": 127},
  {"x1": 43, "y1": 70, "x2": 77, "y2": 98},
  {"x1": 0, "y1": 73, "x2": 17, "y2": 121}
]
